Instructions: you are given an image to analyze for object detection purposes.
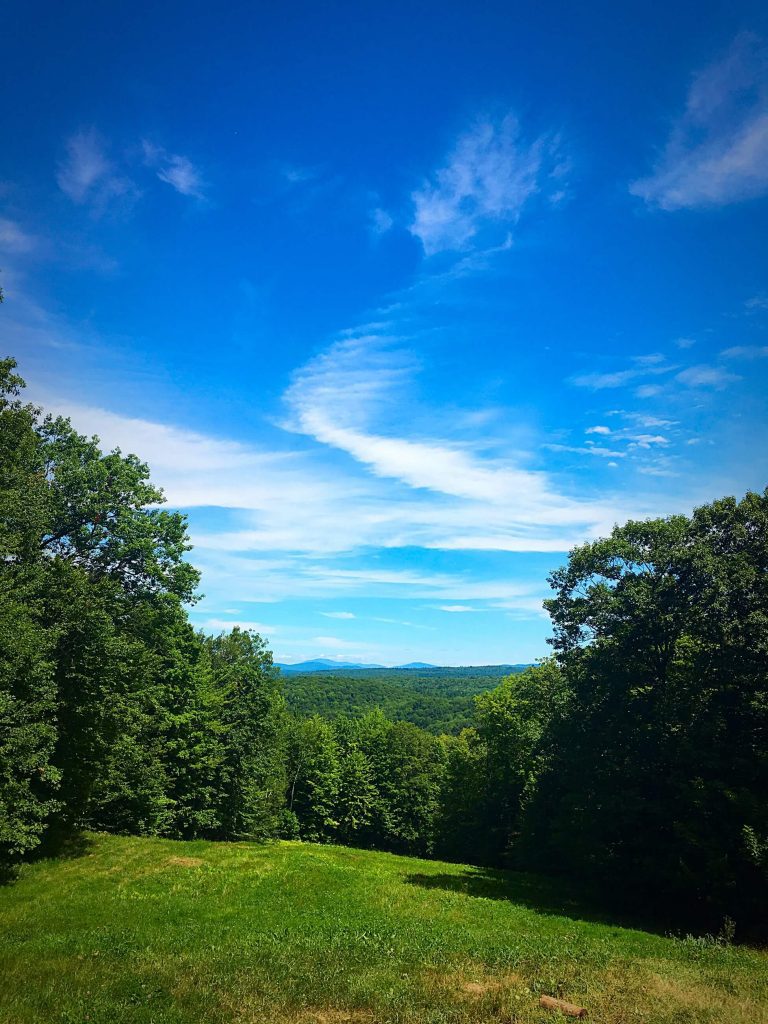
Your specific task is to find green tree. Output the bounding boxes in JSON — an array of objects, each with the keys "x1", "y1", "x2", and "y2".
[
  {"x1": 0, "y1": 357, "x2": 204, "y2": 857},
  {"x1": 207, "y1": 629, "x2": 287, "y2": 840},
  {"x1": 0, "y1": 361, "x2": 59, "y2": 860},
  {"x1": 333, "y1": 718, "x2": 379, "y2": 844},
  {"x1": 473, "y1": 661, "x2": 567, "y2": 865},
  {"x1": 529, "y1": 492, "x2": 768, "y2": 930},
  {"x1": 286, "y1": 715, "x2": 341, "y2": 841},
  {"x1": 351, "y1": 711, "x2": 445, "y2": 855}
]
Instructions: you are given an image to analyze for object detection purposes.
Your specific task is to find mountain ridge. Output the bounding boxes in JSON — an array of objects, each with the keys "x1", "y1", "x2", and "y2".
[{"x1": 275, "y1": 659, "x2": 529, "y2": 672}]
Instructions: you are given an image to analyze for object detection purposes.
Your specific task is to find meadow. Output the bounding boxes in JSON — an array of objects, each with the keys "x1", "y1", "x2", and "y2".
[{"x1": 1, "y1": 832, "x2": 766, "y2": 1024}]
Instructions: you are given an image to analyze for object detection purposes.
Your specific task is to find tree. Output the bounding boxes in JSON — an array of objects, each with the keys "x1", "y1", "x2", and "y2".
[
  {"x1": 0, "y1": 357, "x2": 204, "y2": 858},
  {"x1": 286, "y1": 715, "x2": 341, "y2": 841},
  {"x1": 469, "y1": 661, "x2": 567, "y2": 866},
  {"x1": 528, "y1": 492, "x2": 768, "y2": 931},
  {"x1": 353, "y1": 712, "x2": 445, "y2": 856},
  {"x1": 206, "y1": 629, "x2": 287, "y2": 840},
  {"x1": 0, "y1": 360, "x2": 60, "y2": 861}
]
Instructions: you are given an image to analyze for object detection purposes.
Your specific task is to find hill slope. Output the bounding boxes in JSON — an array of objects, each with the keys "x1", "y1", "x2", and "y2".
[{"x1": 1, "y1": 833, "x2": 765, "y2": 1024}]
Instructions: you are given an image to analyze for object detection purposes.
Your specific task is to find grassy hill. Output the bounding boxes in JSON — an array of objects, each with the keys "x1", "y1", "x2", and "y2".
[
  {"x1": 1, "y1": 833, "x2": 766, "y2": 1024},
  {"x1": 282, "y1": 666, "x2": 526, "y2": 733}
]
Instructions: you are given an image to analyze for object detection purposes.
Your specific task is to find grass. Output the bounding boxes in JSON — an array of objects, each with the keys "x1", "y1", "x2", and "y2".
[{"x1": 1, "y1": 833, "x2": 766, "y2": 1024}]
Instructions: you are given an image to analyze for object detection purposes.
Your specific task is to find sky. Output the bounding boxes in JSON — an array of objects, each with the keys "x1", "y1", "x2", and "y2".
[{"x1": 2, "y1": 1, "x2": 767, "y2": 665}]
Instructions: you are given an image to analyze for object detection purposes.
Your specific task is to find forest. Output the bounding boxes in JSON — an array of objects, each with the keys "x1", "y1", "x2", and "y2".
[
  {"x1": 1, "y1": 355, "x2": 767, "y2": 937},
  {"x1": 281, "y1": 666, "x2": 525, "y2": 734}
]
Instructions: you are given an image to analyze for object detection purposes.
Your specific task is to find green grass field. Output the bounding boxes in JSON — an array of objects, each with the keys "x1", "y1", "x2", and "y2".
[{"x1": 1, "y1": 834, "x2": 766, "y2": 1024}]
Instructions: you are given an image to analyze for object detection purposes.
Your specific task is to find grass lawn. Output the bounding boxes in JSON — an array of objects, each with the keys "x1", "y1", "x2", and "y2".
[{"x1": 0, "y1": 833, "x2": 765, "y2": 1024}]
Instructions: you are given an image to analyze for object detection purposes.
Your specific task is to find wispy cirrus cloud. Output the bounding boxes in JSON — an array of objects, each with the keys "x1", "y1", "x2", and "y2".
[
  {"x1": 282, "y1": 331, "x2": 632, "y2": 548},
  {"x1": 287, "y1": 336, "x2": 555, "y2": 505},
  {"x1": 57, "y1": 129, "x2": 138, "y2": 210},
  {"x1": 721, "y1": 344, "x2": 768, "y2": 359},
  {"x1": 142, "y1": 141, "x2": 207, "y2": 199},
  {"x1": 675, "y1": 363, "x2": 741, "y2": 387},
  {"x1": 0, "y1": 217, "x2": 38, "y2": 254},
  {"x1": 571, "y1": 356, "x2": 676, "y2": 390},
  {"x1": 56, "y1": 130, "x2": 206, "y2": 210},
  {"x1": 203, "y1": 617, "x2": 280, "y2": 634},
  {"x1": 545, "y1": 443, "x2": 627, "y2": 459},
  {"x1": 409, "y1": 114, "x2": 563, "y2": 256},
  {"x1": 630, "y1": 33, "x2": 768, "y2": 210}
]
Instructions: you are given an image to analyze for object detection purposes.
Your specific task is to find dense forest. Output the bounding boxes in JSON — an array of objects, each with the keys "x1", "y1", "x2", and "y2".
[
  {"x1": 282, "y1": 667, "x2": 525, "y2": 733},
  {"x1": 1, "y1": 356, "x2": 766, "y2": 936}
]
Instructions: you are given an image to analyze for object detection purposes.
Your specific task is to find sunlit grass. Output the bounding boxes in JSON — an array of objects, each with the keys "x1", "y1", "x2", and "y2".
[{"x1": 1, "y1": 833, "x2": 765, "y2": 1023}]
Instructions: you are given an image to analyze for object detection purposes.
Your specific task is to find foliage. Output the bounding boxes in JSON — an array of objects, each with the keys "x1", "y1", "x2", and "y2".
[
  {"x1": 0, "y1": 358, "x2": 284, "y2": 860},
  {"x1": 524, "y1": 493, "x2": 768, "y2": 930},
  {"x1": 282, "y1": 666, "x2": 525, "y2": 734},
  {"x1": 285, "y1": 709, "x2": 446, "y2": 856}
]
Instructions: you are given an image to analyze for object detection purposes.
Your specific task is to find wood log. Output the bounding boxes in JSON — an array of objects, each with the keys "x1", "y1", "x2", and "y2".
[{"x1": 539, "y1": 994, "x2": 587, "y2": 1018}]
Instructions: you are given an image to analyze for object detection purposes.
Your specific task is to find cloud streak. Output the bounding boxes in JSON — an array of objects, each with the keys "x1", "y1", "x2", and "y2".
[
  {"x1": 143, "y1": 141, "x2": 207, "y2": 199},
  {"x1": 630, "y1": 33, "x2": 768, "y2": 210},
  {"x1": 0, "y1": 217, "x2": 38, "y2": 254}
]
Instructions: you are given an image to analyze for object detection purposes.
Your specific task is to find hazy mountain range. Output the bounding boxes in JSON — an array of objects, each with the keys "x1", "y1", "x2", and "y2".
[{"x1": 274, "y1": 659, "x2": 526, "y2": 672}]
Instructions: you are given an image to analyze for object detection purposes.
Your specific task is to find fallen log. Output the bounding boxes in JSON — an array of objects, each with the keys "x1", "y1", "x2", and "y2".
[{"x1": 539, "y1": 994, "x2": 587, "y2": 1018}]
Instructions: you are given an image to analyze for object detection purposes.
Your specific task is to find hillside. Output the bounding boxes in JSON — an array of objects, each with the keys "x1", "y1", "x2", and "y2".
[
  {"x1": 1, "y1": 833, "x2": 765, "y2": 1024},
  {"x1": 281, "y1": 666, "x2": 527, "y2": 733}
]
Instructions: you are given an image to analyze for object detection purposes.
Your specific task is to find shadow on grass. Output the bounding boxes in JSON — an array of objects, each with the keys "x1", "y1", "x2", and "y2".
[
  {"x1": 1, "y1": 828, "x2": 96, "y2": 886},
  {"x1": 33, "y1": 827, "x2": 95, "y2": 862},
  {"x1": 404, "y1": 867, "x2": 668, "y2": 935}
]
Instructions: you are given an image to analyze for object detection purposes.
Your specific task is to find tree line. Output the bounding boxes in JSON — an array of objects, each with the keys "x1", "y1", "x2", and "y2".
[{"x1": 1, "y1": 357, "x2": 766, "y2": 936}]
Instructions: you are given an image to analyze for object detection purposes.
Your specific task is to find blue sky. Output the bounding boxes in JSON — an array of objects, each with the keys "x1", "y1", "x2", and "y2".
[{"x1": 2, "y1": 1, "x2": 767, "y2": 665}]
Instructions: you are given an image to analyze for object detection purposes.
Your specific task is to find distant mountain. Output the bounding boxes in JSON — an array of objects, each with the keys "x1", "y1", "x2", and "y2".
[
  {"x1": 276, "y1": 659, "x2": 531, "y2": 673},
  {"x1": 276, "y1": 659, "x2": 385, "y2": 672}
]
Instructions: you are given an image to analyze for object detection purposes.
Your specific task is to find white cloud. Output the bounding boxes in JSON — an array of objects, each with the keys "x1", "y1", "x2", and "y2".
[
  {"x1": 546, "y1": 443, "x2": 626, "y2": 458},
  {"x1": 143, "y1": 141, "x2": 206, "y2": 199},
  {"x1": 370, "y1": 207, "x2": 394, "y2": 235},
  {"x1": 676, "y1": 337, "x2": 696, "y2": 349},
  {"x1": 437, "y1": 605, "x2": 478, "y2": 613},
  {"x1": 627, "y1": 434, "x2": 669, "y2": 449},
  {"x1": 721, "y1": 345, "x2": 768, "y2": 359},
  {"x1": 586, "y1": 425, "x2": 611, "y2": 435},
  {"x1": 572, "y1": 359, "x2": 675, "y2": 390},
  {"x1": 57, "y1": 129, "x2": 136, "y2": 209},
  {"x1": 630, "y1": 33, "x2": 768, "y2": 210},
  {"x1": 409, "y1": 114, "x2": 557, "y2": 255},
  {"x1": 0, "y1": 217, "x2": 37, "y2": 254},
  {"x1": 635, "y1": 384, "x2": 664, "y2": 398},
  {"x1": 634, "y1": 353, "x2": 667, "y2": 366},
  {"x1": 676, "y1": 364, "x2": 741, "y2": 387},
  {"x1": 203, "y1": 618, "x2": 279, "y2": 634},
  {"x1": 621, "y1": 412, "x2": 677, "y2": 428},
  {"x1": 284, "y1": 333, "x2": 630, "y2": 543},
  {"x1": 638, "y1": 465, "x2": 678, "y2": 478},
  {"x1": 158, "y1": 156, "x2": 206, "y2": 198},
  {"x1": 320, "y1": 611, "x2": 356, "y2": 619}
]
